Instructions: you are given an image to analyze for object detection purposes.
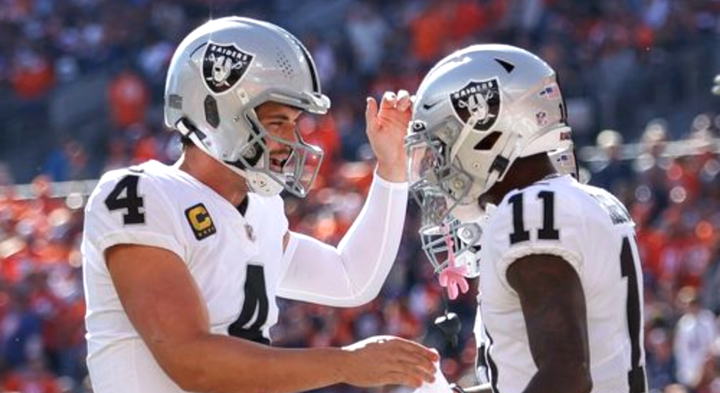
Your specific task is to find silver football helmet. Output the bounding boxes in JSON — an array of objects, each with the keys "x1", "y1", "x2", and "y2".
[
  {"x1": 165, "y1": 16, "x2": 331, "y2": 197},
  {"x1": 406, "y1": 44, "x2": 573, "y2": 225},
  {"x1": 418, "y1": 145, "x2": 577, "y2": 279}
]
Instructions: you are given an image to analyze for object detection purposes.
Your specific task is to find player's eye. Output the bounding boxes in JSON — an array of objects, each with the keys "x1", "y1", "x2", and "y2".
[{"x1": 265, "y1": 120, "x2": 290, "y2": 129}]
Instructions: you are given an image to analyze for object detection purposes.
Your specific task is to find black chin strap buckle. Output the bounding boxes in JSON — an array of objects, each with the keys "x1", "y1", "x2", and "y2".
[
  {"x1": 450, "y1": 383, "x2": 467, "y2": 393},
  {"x1": 177, "y1": 118, "x2": 207, "y2": 141}
]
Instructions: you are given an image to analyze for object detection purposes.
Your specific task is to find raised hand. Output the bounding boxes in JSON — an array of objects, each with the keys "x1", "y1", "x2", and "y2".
[
  {"x1": 341, "y1": 335, "x2": 438, "y2": 389},
  {"x1": 365, "y1": 90, "x2": 413, "y2": 182}
]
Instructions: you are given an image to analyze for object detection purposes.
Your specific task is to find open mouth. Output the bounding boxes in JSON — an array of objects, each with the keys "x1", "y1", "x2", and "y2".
[{"x1": 269, "y1": 156, "x2": 288, "y2": 172}]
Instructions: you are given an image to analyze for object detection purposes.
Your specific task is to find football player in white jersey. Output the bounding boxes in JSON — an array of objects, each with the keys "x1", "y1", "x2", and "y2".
[
  {"x1": 405, "y1": 44, "x2": 648, "y2": 393},
  {"x1": 82, "y1": 17, "x2": 439, "y2": 393}
]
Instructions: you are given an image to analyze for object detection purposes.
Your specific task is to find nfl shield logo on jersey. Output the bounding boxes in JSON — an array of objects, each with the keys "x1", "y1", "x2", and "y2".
[
  {"x1": 202, "y1": 42, "x2": 255, "y2": 94},
  {"x1": 451, "y1": 79, "x2": 500, "y2": 131}
]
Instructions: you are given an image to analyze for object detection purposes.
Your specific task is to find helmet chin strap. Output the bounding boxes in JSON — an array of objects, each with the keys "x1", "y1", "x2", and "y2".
[
  {"x1": 452, "y1": 202, "x2": 485, "y2": 223},
  {"x1": 178, "y1": 119, "x2": 286, "y2": 197},
  {"x1": 445, "y1": 203, "x2": 496, "y2": 279},
  {"x1": 244, "y1": 171, "x2": 285, "y2": 196}
]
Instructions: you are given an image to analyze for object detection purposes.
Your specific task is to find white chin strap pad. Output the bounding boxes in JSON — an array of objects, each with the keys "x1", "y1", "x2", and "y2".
[
  {"x1": 453, "y1": 203, "x2": 485, "y2": 224},
  {"x1": 181, "y1": 121, "x2": 285, "y2": 197},
  {"x1": 245, "y1": 171, "x2": 284, "y2": 197}
]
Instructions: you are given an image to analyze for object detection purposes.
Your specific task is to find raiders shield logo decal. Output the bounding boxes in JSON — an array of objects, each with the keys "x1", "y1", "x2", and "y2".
[
  {"x1": 451, "y1": 79, "x2": 500, "y2": 131},
  {"x1": 202, "y1": 42, "x2": 254, "y2": 94}
]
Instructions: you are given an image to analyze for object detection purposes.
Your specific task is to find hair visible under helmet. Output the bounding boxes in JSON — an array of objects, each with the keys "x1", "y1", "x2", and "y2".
[{"x1": 164, "y1": 16, "x2": 331, "y2": 197}]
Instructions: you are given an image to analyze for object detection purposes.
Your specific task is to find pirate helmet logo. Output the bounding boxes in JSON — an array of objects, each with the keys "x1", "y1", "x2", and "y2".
[
  {"x1": 202, "y1": 42, "x2": 255, "y2": 94},
  {"x1": 450, "y1": 79, "x2": 500, "y2": 131}
]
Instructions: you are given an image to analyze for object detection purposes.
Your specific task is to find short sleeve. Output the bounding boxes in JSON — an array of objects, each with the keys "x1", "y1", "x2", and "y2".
[
  {"x1": 486, "y1": 186, "x2": 585, "y2": 292},
  {"x1": 83, "y1": 169, "x2": 186, "y2": 264}
]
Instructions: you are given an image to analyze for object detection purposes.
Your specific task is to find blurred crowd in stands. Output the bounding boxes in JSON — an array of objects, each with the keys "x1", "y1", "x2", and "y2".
[{"x1": 1, "y1": 0, "x2": 720, "y2": 392}]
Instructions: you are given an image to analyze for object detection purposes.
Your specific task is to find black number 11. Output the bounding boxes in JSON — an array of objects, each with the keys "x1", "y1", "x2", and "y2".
[{"x1": 509, "y1": 191, "x2": 560, "y2": 245}]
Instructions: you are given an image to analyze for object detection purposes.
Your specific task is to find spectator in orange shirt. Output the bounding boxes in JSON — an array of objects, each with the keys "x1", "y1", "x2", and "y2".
[
  {"x1": 449, "y1": 0, "x2": 486, "y2": 43},
  {"x1": 2, "y1": 358, "x2": 61, "y2": 393},
  {"x1": 11, "y1": 47, "x2": 55, "y2": 100},
  {"x1": 126, "y1": 124, "x2": 161, "y2": 163},
  {"x1": 408, "y1": 2, "x2": 452, "y2": 64},
  {"x1": 107, "y1": 69, "x2": 150, "y2": 129}
]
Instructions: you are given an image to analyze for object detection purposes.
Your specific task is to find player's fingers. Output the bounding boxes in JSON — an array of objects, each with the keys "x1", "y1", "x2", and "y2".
[
  {"x1": 380, "y1": 91, "x2": 398, "y2": 109},
  {"x1": 394, "y1": 357, "x2": 437, "y2": 383},
  {"x1": 413, "y1": 363, "x2": 436, "y2": 384},
  {"x1": 390, "y1": 341, "x2": 439, "y2": 370},
  {"x1": 365, "y1": 96, "x2": 378, "y2": 126},
  {"x1": 378, "y1": 347, "x2": 434, "y2": 377},
  {"x1": 398, "y1": 339, "x2": 440, "y2": 363},
  {"x1": 386, "y1": 370, "x2": 425, "y2": 389},
  {"x1": 396, "y1": 89, "x2": 412, "y2": 111},
  {"x1": 392, "y1": 352, "x2": 435, "y2": 377}
]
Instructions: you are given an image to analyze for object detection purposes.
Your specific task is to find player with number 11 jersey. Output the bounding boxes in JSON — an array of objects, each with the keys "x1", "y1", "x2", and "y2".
[
  {"x1": 477, "y1": 174, "x2": 647, "y2": 393},
  {"x1": 406, "y1": 44, "x2": 647, "y2": 393}
]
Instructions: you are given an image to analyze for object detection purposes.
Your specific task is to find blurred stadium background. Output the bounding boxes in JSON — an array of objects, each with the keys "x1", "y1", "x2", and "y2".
[{"x1": 0, "y1": 0, "x2": 719, "y2": 392}]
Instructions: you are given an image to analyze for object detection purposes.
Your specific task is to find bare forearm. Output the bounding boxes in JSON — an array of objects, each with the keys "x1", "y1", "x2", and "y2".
[{"x1": 162, "y1": 334, "x2": 346, "y2": 393}]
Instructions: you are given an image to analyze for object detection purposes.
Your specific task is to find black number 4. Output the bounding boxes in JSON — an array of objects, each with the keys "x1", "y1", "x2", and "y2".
[
  {"x1": 229, "y1": 265, "x2": 270, "y2": 345},
  {"x1": 105, "y1": 175, "x2": 145, "y2": 225},
  {"x1": 509, "y1": 191, "x2": 560, "y2": 245}
]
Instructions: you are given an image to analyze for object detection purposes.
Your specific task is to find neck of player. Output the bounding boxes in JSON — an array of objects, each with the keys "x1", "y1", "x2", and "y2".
[
  {"x1": 480, "y1": 154, "x2": 558, "y2": 207},
  {"x1": 178, "y1": 145, "x2": 249, "y2": 207}
]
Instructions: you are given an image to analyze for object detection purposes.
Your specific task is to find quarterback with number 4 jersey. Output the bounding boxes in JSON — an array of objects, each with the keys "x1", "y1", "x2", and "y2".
[
  {"x1": 407, "y1": 44, "x2": 647, "y2": 393},
  {"x1": 82, "y1": 17, "x2": 438, "y2": 393},
  {"x1": 83, "y1": 159, "x2": 410, "y2": 391}
]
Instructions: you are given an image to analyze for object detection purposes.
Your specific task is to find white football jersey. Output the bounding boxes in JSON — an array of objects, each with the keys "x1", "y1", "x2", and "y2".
[
  {"x1": 475, "y1": 175, "x2": 647, "y2": 393},
  {"x1": 83, "y1": 160, "x2": 288, "y2": 393}
]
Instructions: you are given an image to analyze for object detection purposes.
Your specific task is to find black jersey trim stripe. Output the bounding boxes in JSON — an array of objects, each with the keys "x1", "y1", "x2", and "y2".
[{"x1": 484, "y1": 328, "x2": 500, "y2": 393}]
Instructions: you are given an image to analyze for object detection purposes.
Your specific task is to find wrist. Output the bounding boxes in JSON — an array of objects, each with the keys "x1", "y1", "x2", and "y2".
[
  {"x1": 334, "y1": 346, "x2": 355, "y2": 382},
  {"x1": 376, "y1": 162, "x2": 407, "y2": 183}
]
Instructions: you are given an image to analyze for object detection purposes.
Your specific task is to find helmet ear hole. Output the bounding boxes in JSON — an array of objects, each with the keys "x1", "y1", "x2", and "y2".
[
  {"x1": 204, "y1": 96, "x2": 220, "y2": 128},
  {"x1": 473, "y1": 131, "x2": 501, "y2": 151}
]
